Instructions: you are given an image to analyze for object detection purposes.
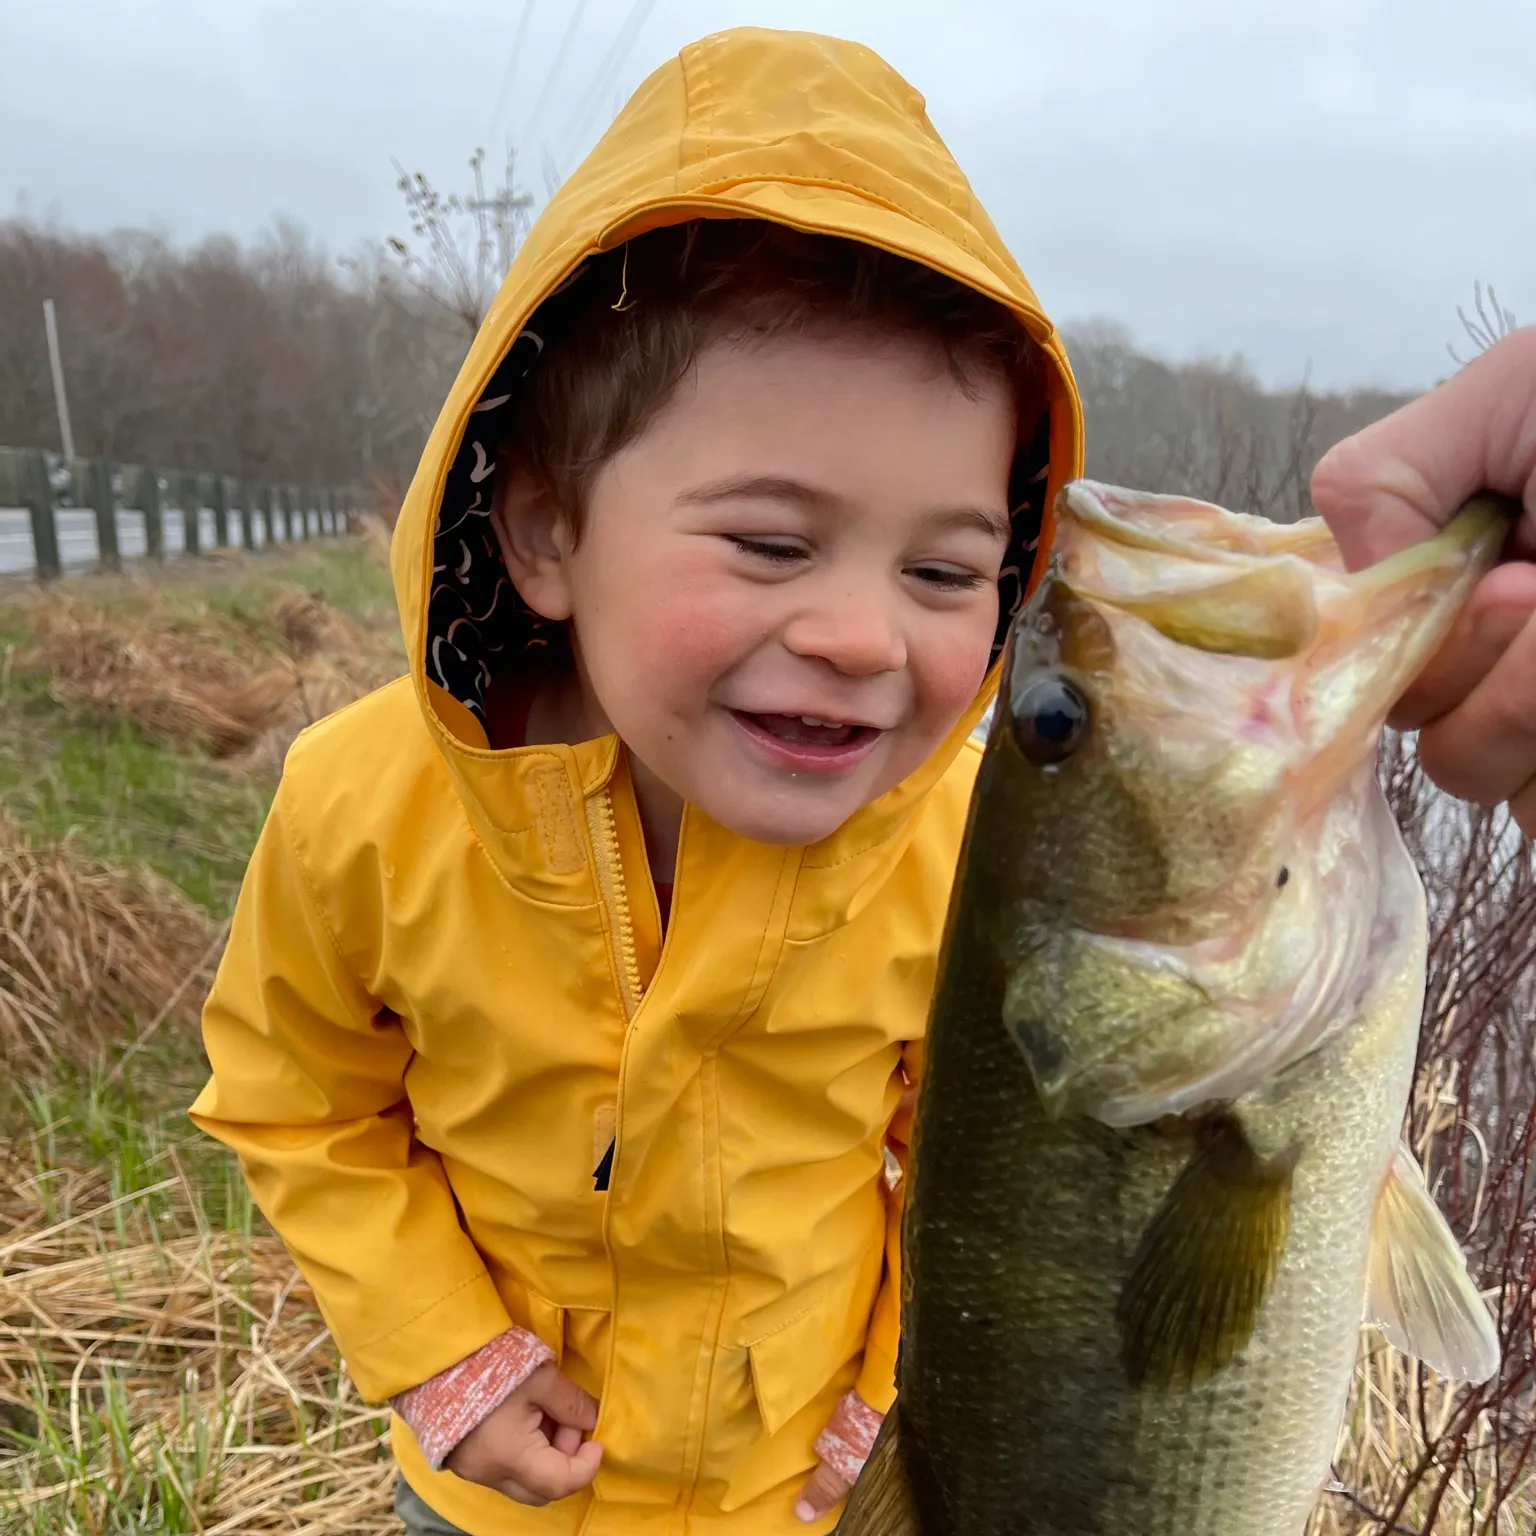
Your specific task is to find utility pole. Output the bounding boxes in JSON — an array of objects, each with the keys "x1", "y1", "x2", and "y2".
[{"x1": 42, "y1": 299, "x2": 75, "y2": 461}]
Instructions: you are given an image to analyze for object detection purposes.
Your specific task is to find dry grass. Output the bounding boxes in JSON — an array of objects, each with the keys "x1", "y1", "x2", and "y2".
[
  {"x1": 1316, "y1": 1339, "x2": 1534, "y2": 1536},
  {"x1": 0, "y1": 812, "x2": 218, "y2": 1080},
  {"x1": 13, "y1": 581, "x2": 400, "y2": 774},
  {"x1": 0, "y1": 1126, "x2": 396, "y2": 1534}
]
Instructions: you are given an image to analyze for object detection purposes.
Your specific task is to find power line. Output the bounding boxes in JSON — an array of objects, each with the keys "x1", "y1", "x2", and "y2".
[
  {"x1": 555, "y1": 0, "x2": 658, "y2": 163},
  {"x1": 486, "y1": 0, "x2": 538, "y2": 145},
  {"x1": 541, "y1": 144, "x2": 564, "y2": 201},
  {"x1": 575, "y1": 0, "x2": 656, "y2": 142},
  {"x1": 521, "y1": 0, "x2": 593, "y2": 149}
]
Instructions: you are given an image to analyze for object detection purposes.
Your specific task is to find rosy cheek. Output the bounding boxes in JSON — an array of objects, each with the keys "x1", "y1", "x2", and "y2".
[
  {"x1": 647, "y1": 608, "x2": 744, "y2": 677},
  {"x1": 627, "y1": 567, "x2": 764, "y2": 681},
  {"x1": 916, "y1": 621, "x2": 995, "y2": 720},
  {"x1": 937, "y1": 656, "x2": 993, "y2": 719}
]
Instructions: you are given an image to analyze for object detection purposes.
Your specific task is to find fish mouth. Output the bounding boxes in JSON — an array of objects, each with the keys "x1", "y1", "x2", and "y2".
[
  {"x1": 1049, "y1": 479, "x2": 1513, "y2": 790},
  {"x1": 1057, "y1": 480, "x2": 1330, "y2": 662}
]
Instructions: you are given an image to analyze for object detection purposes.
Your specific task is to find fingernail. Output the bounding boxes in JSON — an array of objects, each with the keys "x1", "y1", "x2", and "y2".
[{"x1": 795, "y1": 1499, "x2": 818, "y2": 1523}]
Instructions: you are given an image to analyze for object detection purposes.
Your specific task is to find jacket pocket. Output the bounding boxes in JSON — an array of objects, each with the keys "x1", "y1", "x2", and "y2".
[
  {"x1": 743, "y1": 1263, "x2": 876, "y2": 1438},
  {"x1": 497, "y1": 1274, "x2": 568, "y2": 1369}
]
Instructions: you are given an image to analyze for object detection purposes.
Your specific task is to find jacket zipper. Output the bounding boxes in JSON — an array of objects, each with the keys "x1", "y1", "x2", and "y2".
[{"x1": 586, "y1": 788, "x2": 643, "y2": 1021}]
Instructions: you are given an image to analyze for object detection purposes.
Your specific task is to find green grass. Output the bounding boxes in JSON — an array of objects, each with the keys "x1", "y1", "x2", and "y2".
[
  {"x1": 0, "y1": 541, "x2": 397, "y2": 916},
  {"x1": 0, "y1": 679, "x2": 272, "y2": 913},
  {"x1": 1, "y1": 1063, "x2": 392, "y2": 1536},
  {"x1": 16, "y1": 1062, "x2": 258, "y2": 1239},
  {"x1": 206, "y1": 542, "x2": 398, "y2": 624}
]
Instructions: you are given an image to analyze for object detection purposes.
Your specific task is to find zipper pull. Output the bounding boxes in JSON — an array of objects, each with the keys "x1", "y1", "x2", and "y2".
[{"x1": 593, "y1": 1139, "x2": 615, "y2": 1192}]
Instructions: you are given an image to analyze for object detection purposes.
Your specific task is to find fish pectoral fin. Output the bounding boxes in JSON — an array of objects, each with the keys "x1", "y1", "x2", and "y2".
[
  {"x1": 835, "y1": 1410, "x2": 921, "y2": 1536},
  {"x1": 1117, "y1": 1114, "x2": 1293, "y2": 1389},
  {"x1": 1365, "y1": 1145, "x2": 1500, "y2": 1383}
]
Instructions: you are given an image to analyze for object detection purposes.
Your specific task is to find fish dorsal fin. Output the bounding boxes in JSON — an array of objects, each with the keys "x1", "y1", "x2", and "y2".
[
  {"x1": 1117, "y1": 1115, "x2": 1294, "y2": 1388},
  {"x1": 1366, "y1": 1145, "x2": 1500, "y2": 1383},
  {"x1": 835, "y1": 1410, "x2": 922, "y2": 1536}
]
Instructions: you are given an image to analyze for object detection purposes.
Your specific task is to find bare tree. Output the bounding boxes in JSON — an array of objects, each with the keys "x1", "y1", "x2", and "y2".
[
  {"x1": 1448, "y1": 282, "x2": 1520, "y2": 368},
  {"x1": 0, "y1": 215, "x2": 461, "y2": 489},
  {"x1": 385, "y1": 147, "x2": 534, "y2": 338},
  {"x1": 1063, "y1": 321, "x2": 1355, "y2": 523}
]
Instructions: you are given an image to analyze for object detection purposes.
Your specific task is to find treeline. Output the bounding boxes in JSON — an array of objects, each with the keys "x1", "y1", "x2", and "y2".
[
  {"x1": 0, "y1": 218, "x2": 461, "y2": 493},
  {"x1": 1, "y1": 213, "x2": 1418, "y2": 516},
  {"x1": 1065, "y1": 318, "x2": 1415, "y2": 523}
]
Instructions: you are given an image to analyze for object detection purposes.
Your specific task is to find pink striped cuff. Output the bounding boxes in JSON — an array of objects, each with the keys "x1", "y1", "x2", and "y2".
[
  {"x1": 812, "y1": 1390, "x2": 885, "y2": 1485},
  {"x1": 390, "y1": 1326, "x2": 554, "y2": 1469}
]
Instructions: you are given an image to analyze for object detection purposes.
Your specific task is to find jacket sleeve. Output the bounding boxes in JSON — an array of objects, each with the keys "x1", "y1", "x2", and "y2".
[
  {"x1": 188, "y1": 778, "x2": 515, "y2": 1403},
  {"x1": 853, "y1": 1037, "x2": 923, "y2": 1412}
]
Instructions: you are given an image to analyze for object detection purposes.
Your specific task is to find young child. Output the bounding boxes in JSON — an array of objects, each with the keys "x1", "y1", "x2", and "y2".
[{"x1": 190, "y1": 26, "x2": 1083, "y2": 1536}]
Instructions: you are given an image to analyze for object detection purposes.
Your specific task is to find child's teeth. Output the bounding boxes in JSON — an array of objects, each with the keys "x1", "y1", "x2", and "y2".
[{"x1": 801, "y1": 716, "x2": 833, "y2": 727}]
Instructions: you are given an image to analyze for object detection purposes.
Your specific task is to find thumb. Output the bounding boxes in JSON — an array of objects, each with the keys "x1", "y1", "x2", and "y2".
[
  {"x1": 794, "y1": 1459, "x2": 853, "y2": 1524},
  {"x1": 1310, "y1": 326, "x2": 1536, "y2": 571},
  {"x1": 523, "y1": 1366, "x2": 600, "y2": 1432}
]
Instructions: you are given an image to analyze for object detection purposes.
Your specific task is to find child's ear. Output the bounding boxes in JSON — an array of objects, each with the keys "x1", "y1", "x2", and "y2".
[{"x1": 491, "y1": 457, "x2": 576, "y2": 621}]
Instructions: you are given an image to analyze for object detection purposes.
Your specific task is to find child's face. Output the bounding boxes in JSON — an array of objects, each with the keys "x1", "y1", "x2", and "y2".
[{"x1": 502, "y1": 331, "x2": 1016, "y2": 847}]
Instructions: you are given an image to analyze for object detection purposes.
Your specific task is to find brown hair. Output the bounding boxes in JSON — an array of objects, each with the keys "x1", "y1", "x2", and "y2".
[{"x1": 502, "y1": 219, "x2": 1046, "y2": 531}]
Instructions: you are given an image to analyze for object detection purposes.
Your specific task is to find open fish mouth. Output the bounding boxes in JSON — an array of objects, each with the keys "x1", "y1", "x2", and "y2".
[{"x1": 989, "y1": 482, "x2": 1515, "y2": 1129}]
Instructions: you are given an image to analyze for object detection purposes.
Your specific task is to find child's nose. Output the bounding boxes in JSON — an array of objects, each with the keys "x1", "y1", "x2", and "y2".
[{"x1": 783, "y1": 589, "x2": 907, "y2": 676}]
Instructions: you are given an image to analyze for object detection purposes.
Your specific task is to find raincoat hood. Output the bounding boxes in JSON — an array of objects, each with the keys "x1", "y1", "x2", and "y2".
[{"x1": 392, "y1": 25, "x2": 1084, "y2": 856}]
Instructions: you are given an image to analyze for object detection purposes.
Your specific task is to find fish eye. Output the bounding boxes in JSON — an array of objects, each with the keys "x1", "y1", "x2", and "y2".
[{"x1": 1009, "y1": 674, "x2": 1090, "y2": 765}]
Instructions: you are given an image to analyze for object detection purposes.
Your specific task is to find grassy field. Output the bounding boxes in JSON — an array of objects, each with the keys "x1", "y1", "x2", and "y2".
[
  {"x1": 0, "y1": 535, "x2": 1529, "y2": 1534},
  {"x1": 0, "y1": 537, "x2": 403, "y2": 1533}
]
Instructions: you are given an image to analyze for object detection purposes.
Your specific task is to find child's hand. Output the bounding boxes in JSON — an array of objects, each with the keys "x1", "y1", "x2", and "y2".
[
  {"x1": 1311, "y1": 326, "x2": 1536, "y2": 833},
  {"x1": 443, "y1": 1362, "x2": 602, "y2": 1505},
  {"x1": 798, "y1": 1390, "x2": 884, "y2": 1523},
  {"x1": 795, "y1": 1458, "x2": 855, "y2": 1524}
]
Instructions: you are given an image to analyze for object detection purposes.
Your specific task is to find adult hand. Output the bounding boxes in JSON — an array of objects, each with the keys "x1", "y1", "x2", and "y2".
[{"x1": 1310, "y1": 326, "x2": 1536, "y2": 834}]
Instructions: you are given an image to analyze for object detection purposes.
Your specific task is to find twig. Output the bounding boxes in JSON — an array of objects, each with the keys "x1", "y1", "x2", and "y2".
[
  {"x1": 108, "y1": 919, "x2": 230, "y2": 1082},
  {"x1": 1324, "y1": 1477, "x2": 1425, "y2": 1536}
]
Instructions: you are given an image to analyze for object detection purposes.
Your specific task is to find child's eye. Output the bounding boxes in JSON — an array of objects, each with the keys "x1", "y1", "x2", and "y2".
[
  {"x1": 728, "y1": 536, "x2": 805, "y2": 564},
  {"x1": 909, "y1": 565, "x2": 987, "y2": 592}
]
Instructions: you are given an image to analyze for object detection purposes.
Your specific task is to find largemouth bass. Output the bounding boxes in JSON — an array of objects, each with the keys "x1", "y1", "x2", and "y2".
[{"x1": 839, "y1": 481, "x2": 1510, "y2": 1536}]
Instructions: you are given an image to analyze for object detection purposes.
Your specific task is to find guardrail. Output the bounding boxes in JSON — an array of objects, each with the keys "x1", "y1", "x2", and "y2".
[{"x1": 0, "y1": 446, "x2": 365, "y2": 579}]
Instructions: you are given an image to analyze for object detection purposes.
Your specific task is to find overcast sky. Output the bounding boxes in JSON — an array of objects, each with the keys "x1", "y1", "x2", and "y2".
[{"x1": 4, "y1": 0, "x2": 1532, "y2": 392}]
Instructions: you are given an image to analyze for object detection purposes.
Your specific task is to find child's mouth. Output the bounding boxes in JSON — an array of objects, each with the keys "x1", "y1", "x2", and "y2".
[{"x1": 732, "y1": 712, "x2": 882, "y2": 772}]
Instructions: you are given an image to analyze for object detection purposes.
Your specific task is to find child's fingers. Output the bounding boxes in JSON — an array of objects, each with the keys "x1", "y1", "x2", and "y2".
[
  {"x1": 499, "y1": 1436, "x2": 604, "y2": 1505},
  {"x1": 1388, "y1": 564, "x2": 1536, "y2": 730},
  {"x1": 1310, "y1": 327, "x2": 1536, "y2": 572},
  {"x1": 794, "y1": 1459, "x2": 853, "y2": 1523},
  {"x1": 551, "y1": 1422, "x2": 584, "y2": 1456},
  {"x1": 1415, "y1": 607, "x2": 1536, "y2": 810},
  {"x1": 524, "y1": 1365, "x2": 601, "y2": 1432}
]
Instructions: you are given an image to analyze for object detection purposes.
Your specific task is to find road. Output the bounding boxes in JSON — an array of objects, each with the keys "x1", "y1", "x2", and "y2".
[{"x1": 0, "y1": 506, "x2": 333, "y2": 575}]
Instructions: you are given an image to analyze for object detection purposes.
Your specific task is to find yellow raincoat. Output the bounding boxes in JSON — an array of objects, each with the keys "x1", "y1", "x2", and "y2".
[{"x1": 192, "y1": 27, "x2": 1083, "y2": 1536}]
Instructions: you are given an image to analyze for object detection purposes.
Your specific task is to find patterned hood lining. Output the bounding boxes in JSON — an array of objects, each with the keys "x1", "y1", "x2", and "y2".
[{"x1": 425, "y1": 259, "x2": 1055, "y2": 727}]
